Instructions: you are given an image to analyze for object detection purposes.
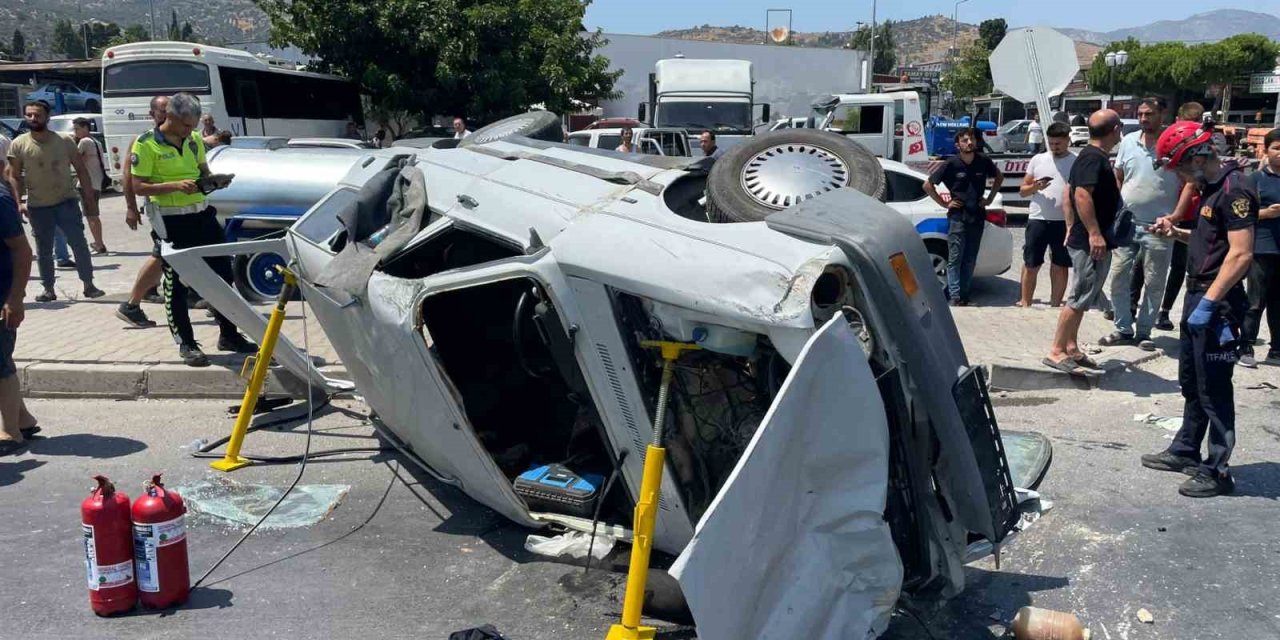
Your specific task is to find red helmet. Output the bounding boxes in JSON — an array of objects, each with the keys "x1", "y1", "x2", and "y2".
[{"x1": 1155, "y1": 120, "x2": 1215, "y2": 170}]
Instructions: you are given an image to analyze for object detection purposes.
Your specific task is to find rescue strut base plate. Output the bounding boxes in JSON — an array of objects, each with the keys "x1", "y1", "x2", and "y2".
[{"x1": 210, "y1": 455, "x2": 254, "y2": 473}]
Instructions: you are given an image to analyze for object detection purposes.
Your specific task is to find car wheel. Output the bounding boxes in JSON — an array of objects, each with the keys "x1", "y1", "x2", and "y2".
[
  {"x1": 85, "y1": 100, "x2": 99, "y2": 112},
  {"x1": 459, "y1": 111, "x2": 563, "y2": 147},
  {"x1": 234, "y1": 252, "x2": 296, "y2": 304},
  {"x1": 704, "y1": 129, "x2": 885, "y2": 223},
  {"x1": 925, "y1": 240, "x2": 949, "y2": 290}
]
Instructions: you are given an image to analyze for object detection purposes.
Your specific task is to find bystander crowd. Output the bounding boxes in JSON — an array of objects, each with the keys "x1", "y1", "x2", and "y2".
[
  {"x1": 1017, "y1": 122, "x2": 1075, "y2": 307},
  {"x1": 1102, "y1": 98, "x2": 1180, "y2": 351},
  {"x1": 1044, "y1": 109, "x2": 1124, "y2": 373},
  {"x1": 5, "y1": 100, "x2": 103, "y2": 303},
  {"x1": 1242, "y1": 128, "x2": 1280, "y2": 365},
  {"x1": 924, "y1": 128, "x2": 1004, "y2": 306}
]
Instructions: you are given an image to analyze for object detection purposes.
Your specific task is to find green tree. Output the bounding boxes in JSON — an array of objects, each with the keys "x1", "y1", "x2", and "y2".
[
  {"x1": 1086, "y1": 34, "x2": 1279, "y2": 101},
  {"x1": 107, "y1": 24, "x2": 151, "y2": 49},
  {"x1": 85, "y1": 22, "x2": 122, "y2": 56},
  {"x1": 848, "y1": 21, "x2": 897, "y2": 74},
  {"x1": 52, "y1": 19, "x2": 82, "y2": 58},
  {"x1": 978, "y1": 19, "x2": 1006, "y2": 52},
  {"x1": 255, "y1": 0, "x2": 620, "y2": 124},
  {"x1": 180, "y1": 22, "x2": 195, "y2": 42},
  {"x1": 11, "y1": 29, "x2": 25, "y2": 57},
  {"x1": 941, "y1": 41, "x2": 993, "y2": 102}
]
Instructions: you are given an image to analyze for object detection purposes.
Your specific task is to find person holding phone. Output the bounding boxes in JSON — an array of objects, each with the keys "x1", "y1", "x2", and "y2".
[
  {"x1": 129, "y1": 92, "x2": 257, "y2": 367},
  {"x1": 1018, "y1": 122, "x2": 1076, "y2": 307}
]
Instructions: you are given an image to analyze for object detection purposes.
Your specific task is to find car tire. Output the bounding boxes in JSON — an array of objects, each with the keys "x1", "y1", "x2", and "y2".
[
  {"x1": 924, "y1": 239, "x2": 949, "y2": 290},
  {"x1": 234, "y1": 252, "x2": 298, "y2": 304},
  {"x1": 85, "y1": 100, "x2": 99, "y2": 113},
  {"x1": 459, "y1": 111, "x2": 563, "y2": 147},
  {"x1": 704, "y1": 129, "x2": 885, "y2": 223}
]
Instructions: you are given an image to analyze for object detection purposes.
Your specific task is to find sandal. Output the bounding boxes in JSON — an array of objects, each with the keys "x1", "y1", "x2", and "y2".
[
  {"x1": 1042, "y1": 357, "x2": 1083, "y2": 374},
  {"x1": 1072, "y1": 354, "x2": 1102, "y2": 370},
  {"x1": 1098, "y1": 332, "x2": 1136, "y2": 347}
]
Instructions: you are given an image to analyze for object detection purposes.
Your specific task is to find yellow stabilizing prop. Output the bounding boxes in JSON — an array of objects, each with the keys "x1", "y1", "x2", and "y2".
[
  {"x1": 606, "y1": 340, "x2": 699, "y2": 640},
  {"x1": 210, "y1": 268, "x2": 300, "y2": 472}
]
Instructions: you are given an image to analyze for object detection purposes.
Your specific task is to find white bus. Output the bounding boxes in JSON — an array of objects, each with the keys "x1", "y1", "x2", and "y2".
[{"x1": 100, "y1": 41, "x2": 362, "y2": 187}]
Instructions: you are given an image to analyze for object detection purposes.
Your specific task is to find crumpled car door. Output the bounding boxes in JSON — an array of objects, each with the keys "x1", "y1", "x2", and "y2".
[{"x1": 670, "y1": 316, "x2": 903, "y2": 640}]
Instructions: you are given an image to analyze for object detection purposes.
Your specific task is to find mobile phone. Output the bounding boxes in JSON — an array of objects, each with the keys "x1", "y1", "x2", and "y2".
[{"x1": 1036, "y1": 176, "x2": 1052, "y2": 185}]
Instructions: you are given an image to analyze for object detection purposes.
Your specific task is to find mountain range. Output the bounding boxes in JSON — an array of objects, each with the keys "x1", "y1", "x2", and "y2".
[
  {"x1": 0, "y1": 0, "x2": 270, "y2": 55},
  {"x1": 1057, "y1": 9, "x2": 1280, "y2": 45}
]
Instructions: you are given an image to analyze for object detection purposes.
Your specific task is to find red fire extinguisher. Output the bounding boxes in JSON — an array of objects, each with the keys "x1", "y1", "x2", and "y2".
[
  {"x1": 81, "y1": 475, "x2": 137, "y2": 616},
  {"x1": 132, "y1": 473, "x2": 190, "y2": 609}
]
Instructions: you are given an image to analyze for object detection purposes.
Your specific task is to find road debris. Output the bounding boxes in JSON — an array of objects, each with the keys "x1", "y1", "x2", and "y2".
[
  {"x1": 1010, "y1": 606, "x2": 1088, "y2": 640},
  {"x1": 177, "y1": 475, "x2": 349, "y2": 530},
  {"x1": 1246, "y1": 381, "x2": 1278, "y2": 390},
  {"x1": 1133, "y1": 413, "x2": 1182, "y2": 433},
  {"x1": 524, "y1": 531, "x2": 615, "y2": 560},
  {"x1": 1137, "y1": 608, "x2": 1155, "y2": 624}
]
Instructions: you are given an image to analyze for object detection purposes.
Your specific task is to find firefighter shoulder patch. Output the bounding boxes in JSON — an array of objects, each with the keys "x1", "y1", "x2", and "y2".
[
  {"x1": 1200, "y1": 205, "x2": 1213, "y2": 220},
  {"x1": 1231, "y1": 197, "x2": 1251, "y2": 219}
]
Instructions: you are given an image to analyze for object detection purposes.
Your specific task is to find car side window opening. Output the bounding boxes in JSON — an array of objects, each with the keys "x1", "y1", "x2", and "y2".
[
  {"x1": 883, "y1": 171, "x2": 927, "y2": 203},
  {"x1": 829, "y1": 104, "x2": 885, "y2": 135},
  {"x1": 567, "y1": 135, "x2": 591, "y2": 147}
]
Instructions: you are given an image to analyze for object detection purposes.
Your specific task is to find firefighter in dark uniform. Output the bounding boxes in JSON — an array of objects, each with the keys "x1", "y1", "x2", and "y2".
[{"x1": 1141, "y1": 120, "x2": 1257, "y2": 497}]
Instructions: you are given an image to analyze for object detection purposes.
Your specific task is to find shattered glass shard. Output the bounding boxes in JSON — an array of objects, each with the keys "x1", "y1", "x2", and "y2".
[{"x1": 176, "y1": 476, "x2": 350, "y2": 530}]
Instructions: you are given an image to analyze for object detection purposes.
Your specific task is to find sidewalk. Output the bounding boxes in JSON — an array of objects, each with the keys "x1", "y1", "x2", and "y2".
[{"x1": 15, "y1": 193, "x2": 340, "y2": 399}]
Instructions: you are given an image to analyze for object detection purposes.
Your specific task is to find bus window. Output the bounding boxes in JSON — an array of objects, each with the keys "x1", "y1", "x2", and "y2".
[{"x1": 103, "y1": 61, "x2": 211, "y2": 97}]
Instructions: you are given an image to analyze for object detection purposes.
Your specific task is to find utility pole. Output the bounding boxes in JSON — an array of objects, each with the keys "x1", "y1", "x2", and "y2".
[
  {"x1": 150, "y1": 0, "x2": 157, "y2": 41},
  {"x1": 868, "y1": 0, "x2": 877, "y2": 85},
  {"x1": 951, "y1": 0, "x2": 970, "y2": 72}
]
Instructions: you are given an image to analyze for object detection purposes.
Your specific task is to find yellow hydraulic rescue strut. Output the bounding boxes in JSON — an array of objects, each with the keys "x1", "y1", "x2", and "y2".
[
  {"x1": 210, "y1": 267, "x2": 300, "y2": 472},
  {"x1": 606, "y1": 340, "x2": 700, "y2": 640}
]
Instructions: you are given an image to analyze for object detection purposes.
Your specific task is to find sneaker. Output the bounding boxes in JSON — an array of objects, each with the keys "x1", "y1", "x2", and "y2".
[
  {"x1": 1140, "y1": 450, "x2": 1200, "y2": 475},
  {"x1": 1239, "y1": 352, "x2": 1257, "y2": 369},
  {"x1": 115, "y1": 303, "x2": 156, "y2": 328},
  {"x1": 1179, "y1": 470, "x2": 1235, "y2": 498},
  {"x1": 217, "y1": 333, "x2": 258, "y2": 354},
  {"x1": 1098, "y1": 332, "x2": 1136, "y2": 347},
  {"x1": 1266, "y1": 350, "x2": 1280, "y2": 363},
  {"x1": 56, "y1": 259, "x2": 76, "y2": 269},
  {"x1": 1155, "y1": 311, "x2": 1175, "y2": 331},
  {"x1": 189, "y1": 298, "x2": 209, "y2": 310},
  {"x1": 1103, "y1": 309, "x2": 1115, "y2": 321},
  {"x1": 34, "y1": 289, "x2": 56, "y2": 303},
  {"x1": 82, "y1": 286, "x2": 106, "y2": 299},
  {"x1": 142, "y1": 289, "x2": 164, "y2": 305},
  {"x1": 180, "y1": 343, "x2": 210, "y2": 368},
  {"x1": 1138, "y1": 336, "x2": 1157, "y2": 352}
]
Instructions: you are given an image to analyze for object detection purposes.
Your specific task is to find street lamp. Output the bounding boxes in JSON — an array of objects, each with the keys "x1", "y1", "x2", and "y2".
[
  {"x1": 1105, "y1": 50, "x2": 1128, "y2": 106},
  {"x1": 951, "y1": 0, "x2": 971, "y2": 71}
]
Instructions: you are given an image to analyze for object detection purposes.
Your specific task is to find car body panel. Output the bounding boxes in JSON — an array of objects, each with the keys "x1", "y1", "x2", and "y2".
[
  {"x1": 28, "y1": 82, "x2": 102, "y2": 111},
  {"x1": 671, "y1": 316, "x2": 902, "y2": 640}
]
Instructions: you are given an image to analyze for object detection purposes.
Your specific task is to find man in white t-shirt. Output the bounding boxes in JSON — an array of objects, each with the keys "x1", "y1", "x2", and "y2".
[
  {"x1": 1017, "y1": 121, "x2": 1076, "y2": 307},
  {"x1": 1028, "y1": 118, "x2": 1045, "y2": 154},
  {"x1": 452, "y1": 117, "x2": 471, "y2": 140}
]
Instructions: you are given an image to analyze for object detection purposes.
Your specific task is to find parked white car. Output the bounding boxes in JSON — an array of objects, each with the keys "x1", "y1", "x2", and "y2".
[
  {"x1": 166, "y1": 113, "x2": 1050, "y2": 639},
  {"x1": 1069, "y1": 125, "x2": 1089, "y2": 147}
]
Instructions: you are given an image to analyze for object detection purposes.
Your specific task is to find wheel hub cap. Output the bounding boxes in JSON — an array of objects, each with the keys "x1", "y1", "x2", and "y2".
[{"x1": 741, "y1": 143, "x2": 850, "y2": 210}]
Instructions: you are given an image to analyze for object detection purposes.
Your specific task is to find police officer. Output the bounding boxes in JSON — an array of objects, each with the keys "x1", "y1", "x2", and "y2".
[
  {"x1": 1140, "y1": 120, "x2": 1257, "y2": 497},
  {"x1": 128, "y1": 93, "x2": 256, "y2": 367}
]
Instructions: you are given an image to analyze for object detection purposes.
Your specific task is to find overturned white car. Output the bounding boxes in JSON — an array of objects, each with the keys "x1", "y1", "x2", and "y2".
[{"x1": 171, "y1": 112, "x2": 1050, "y2": 639}]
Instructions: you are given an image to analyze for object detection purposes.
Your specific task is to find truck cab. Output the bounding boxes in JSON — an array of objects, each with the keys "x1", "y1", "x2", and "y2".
[
  {"x1": 812, "y1": 91, "x2": 929, "y2": 167},
  {"x1": 639, "y1": 58, "x2": 770, "y2": 151}
]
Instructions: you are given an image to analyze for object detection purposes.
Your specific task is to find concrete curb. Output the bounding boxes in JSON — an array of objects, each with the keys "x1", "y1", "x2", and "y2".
[
  {"x1": 987, "y1": 346, "x2": 1166, "y2": 392},
  {"x1": 18, "y1": 361, "x2": 349, "y2": 400}
]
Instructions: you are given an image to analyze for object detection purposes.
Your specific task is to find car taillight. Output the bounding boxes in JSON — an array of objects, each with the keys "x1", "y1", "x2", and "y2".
[
  {"x1": 986, "y1": 208, "x2": 1007, "y2": 226},
  {"x1": 983, "y1": 130, "x2": 997, "y2": 137}
]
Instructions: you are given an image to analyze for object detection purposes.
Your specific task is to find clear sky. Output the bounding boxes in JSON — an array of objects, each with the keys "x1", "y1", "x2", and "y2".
[{"x1": 584, "y1": 0, "x2": 1279, "y2": 36}]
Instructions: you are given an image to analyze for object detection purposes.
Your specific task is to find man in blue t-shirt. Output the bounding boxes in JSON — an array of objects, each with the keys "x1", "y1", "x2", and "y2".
[
  {"x1": 1244, "y1": 127, "x2": 1280, "y2": 365},
  {"x1": 0, "y1": 182, "x2": 35, "y2": 455}
]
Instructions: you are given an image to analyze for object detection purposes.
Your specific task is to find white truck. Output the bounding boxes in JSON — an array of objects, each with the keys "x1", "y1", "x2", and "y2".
[
  {"x1": 811, "y1": 92, "x2": 931, "y2": 167},
  {"x1": 638, "y1": 58, "x2": 770, "y2": 151}
]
